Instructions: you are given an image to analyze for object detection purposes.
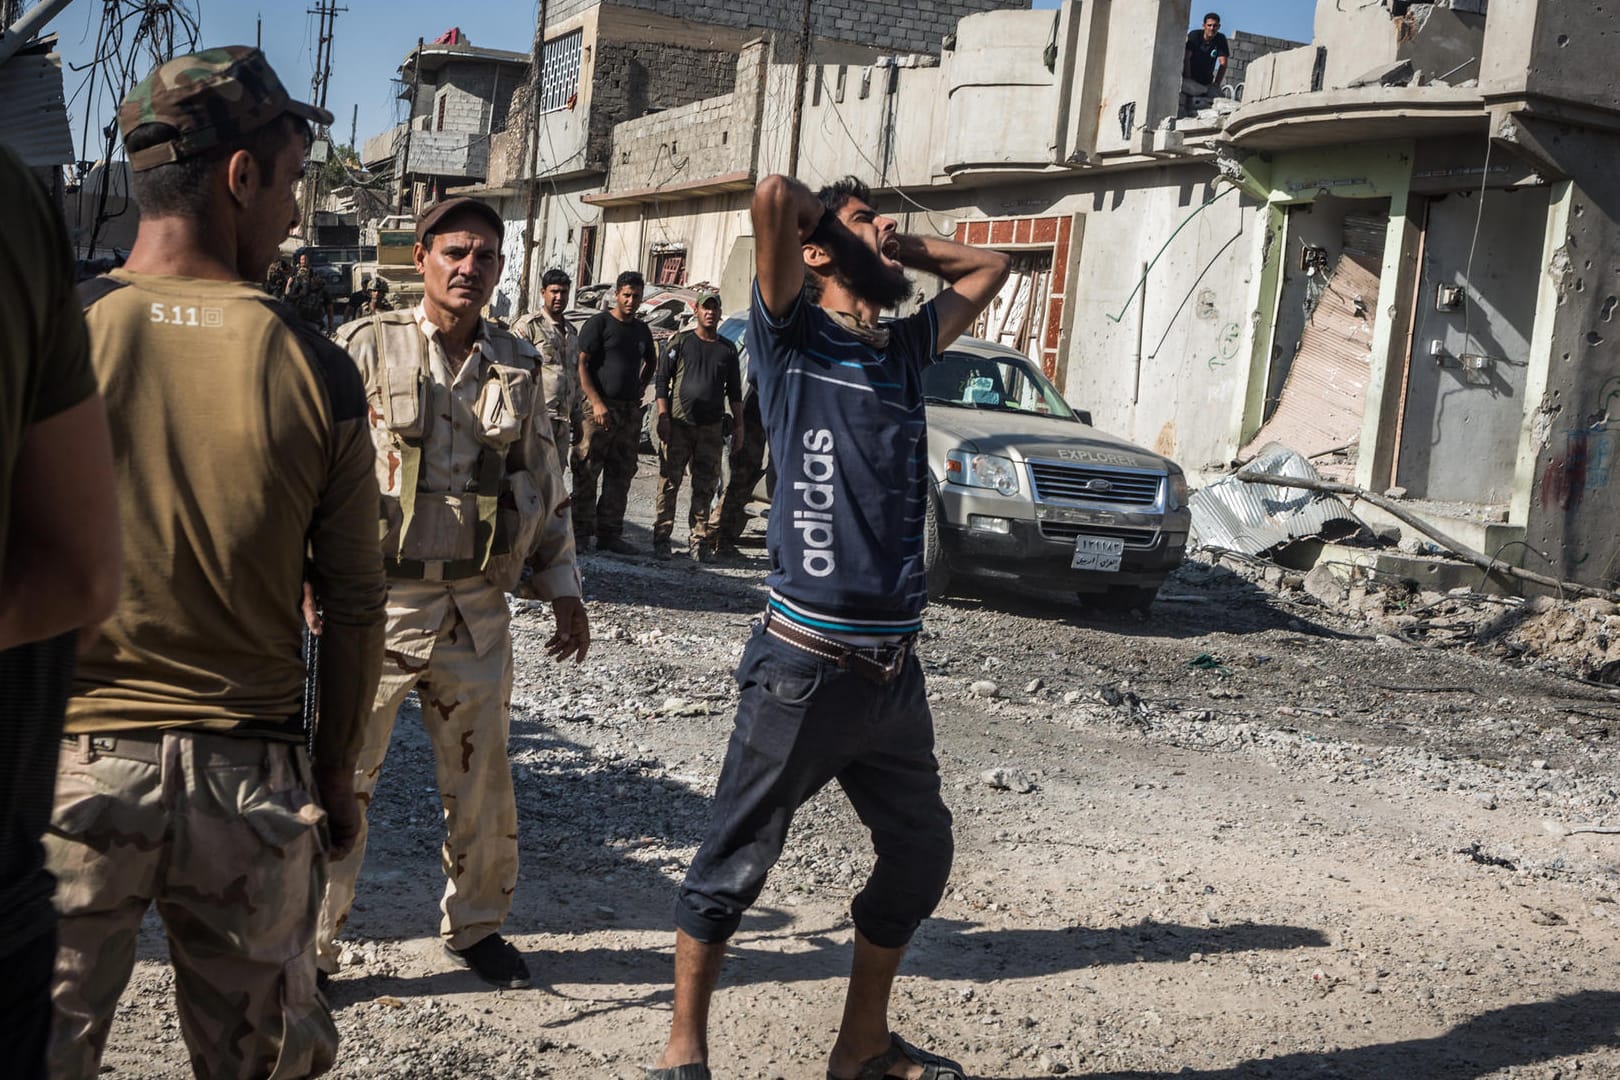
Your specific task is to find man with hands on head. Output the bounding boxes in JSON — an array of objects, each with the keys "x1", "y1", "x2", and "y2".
[
  {"x1": 650, "y1": 174, "x2": 1007, "y2": 1080},
  {"x1": 318, "y1": 195, "x2": 589, "y2": 992}
]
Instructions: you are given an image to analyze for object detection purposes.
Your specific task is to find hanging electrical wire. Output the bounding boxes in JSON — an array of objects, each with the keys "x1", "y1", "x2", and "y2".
[{"x1": 66, "y1": 0, "x2": 202, "y2": 259}]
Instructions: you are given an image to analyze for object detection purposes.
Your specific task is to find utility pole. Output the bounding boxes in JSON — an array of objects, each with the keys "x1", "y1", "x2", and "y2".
[
  {"x1": 301, "y1": 0, "x2": 345, "y2": 240},
  {"x1": 349, "y1": 103, "x2": 358, "y2": 150},
  {"x1": 786, "y1": 0, "x2": 812, "y2": 176},
  {"x1": 517, "y1": 0, "x2": 547, "y2": 312},
  {"x1": 397, "y1": 36, "x2": 423, "y2": 214}
]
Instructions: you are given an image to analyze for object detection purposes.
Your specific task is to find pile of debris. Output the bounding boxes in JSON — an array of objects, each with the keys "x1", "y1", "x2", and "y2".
[{"x1": 1189, "y1": 445, "x2": 1620, "y2": 684}]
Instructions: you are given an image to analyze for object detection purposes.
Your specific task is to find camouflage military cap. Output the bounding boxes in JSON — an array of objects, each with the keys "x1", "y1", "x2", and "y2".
[{"x1": 120, "y1": 46, "x2": 333, "y2": 172}]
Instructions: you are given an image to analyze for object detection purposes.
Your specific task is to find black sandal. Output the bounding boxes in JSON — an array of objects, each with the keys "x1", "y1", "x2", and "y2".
[
  {"x1": 646, "y1": 1066, "x2": 712, "y2": 1080},
  {"x1": 831, "y1": 1033, "x2": 967, "y2": 1080}
]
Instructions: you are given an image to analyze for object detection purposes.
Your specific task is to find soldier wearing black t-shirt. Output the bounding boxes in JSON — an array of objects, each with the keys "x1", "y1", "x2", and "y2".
[
  {"x1": 652, "y1": 289, "x2": 742, "y2": 560},
  {"x1": 574, "y1": 271, "x2": 657, "y2": 554}
]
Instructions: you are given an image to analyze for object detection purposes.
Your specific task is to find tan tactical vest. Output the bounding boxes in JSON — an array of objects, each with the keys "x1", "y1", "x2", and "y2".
[{"x1": 338, "y1": 309, "x2": 551, "y2": 591}]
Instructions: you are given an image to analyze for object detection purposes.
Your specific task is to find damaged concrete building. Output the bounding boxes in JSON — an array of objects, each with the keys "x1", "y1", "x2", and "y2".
[
  {"x1": 360, "y1": 31, "x2": 531, "y2": 214},
  {"x1": 454, "y1": 0, "x2": 1617, "y2": 592}
]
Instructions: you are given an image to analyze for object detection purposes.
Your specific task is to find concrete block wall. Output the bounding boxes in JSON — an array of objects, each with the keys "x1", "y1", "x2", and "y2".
[
  {"x1": 606, "y1": 96, "x2": 744, "y2": 192},
  {"x1": 587, "y1": 40, "x2": 740, "y2": 169},
  {"x1": 1226, "y1": 30, "x2": 1306, "y2": 97},
  {"x1": 546, "y1": 0, "x2": 1028, "y2": 57},
  {"x1": 406, "y1": 131, "x2": 489, "y2": 179}
]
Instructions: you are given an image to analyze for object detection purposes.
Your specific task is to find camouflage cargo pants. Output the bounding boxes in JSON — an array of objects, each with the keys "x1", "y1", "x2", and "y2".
[
  {"x1": 318, "y1": 597, "x2": 516, "y2": 972},
  {"x1": 45, "y1": 730, "x2": 335, "y2": 1080},
  {"x1": 571, "y1": 399, "x2": 642, "y2": 543},
  {"x1": 654, "y1": 419, "x2": 725, "y2": 549},
  {"x1": 715, "y1": 389, "x2": 765, "y2": 545}
]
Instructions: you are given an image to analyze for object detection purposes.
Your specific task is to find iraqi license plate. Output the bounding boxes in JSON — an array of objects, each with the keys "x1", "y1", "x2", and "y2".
[{"x1": 1071, "y1": 535, "x2": 1125, "y2": 572}]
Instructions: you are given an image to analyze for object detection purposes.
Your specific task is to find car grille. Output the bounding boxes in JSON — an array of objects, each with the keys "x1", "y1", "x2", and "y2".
[
  {"x1": 1038, "y1": 521, "x2": 1159, "y2": 548},
  {"x1": 1028, "y1": 461, "x2": 1162, "y2": 507}
]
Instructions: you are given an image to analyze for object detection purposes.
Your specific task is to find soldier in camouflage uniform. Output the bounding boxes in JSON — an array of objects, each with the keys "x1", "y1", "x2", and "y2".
[
  {"x1": 353, "y1": 277, "x2": 392, "y2": 318},
  {"x1": 317, "y1": 197, "x2": 589, "y2": 991},
  {"x1": 47, "y1": 48, "x2": 385, "y2": 1079},
  {"x1": 286, "y1": 252, "x2": 332, "y2": 332},
  {"x1": 511, "y1": 267, "x2": 581, "y2": 451},
  {"x1": 264, "y1": 256, "x2": 291, "y2": 298},
  {"x1": 652, "y1": 289, "x2": 743, "y2": 560}
]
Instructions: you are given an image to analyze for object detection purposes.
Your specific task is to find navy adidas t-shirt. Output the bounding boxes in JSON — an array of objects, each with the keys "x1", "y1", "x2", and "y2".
[{"x1": 748, "y1": 281, "x2": 939, "y2": 635}]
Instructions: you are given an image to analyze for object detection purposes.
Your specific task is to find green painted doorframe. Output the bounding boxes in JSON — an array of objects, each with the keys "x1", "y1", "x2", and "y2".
[{"x1": 1223, "y1": 142, "x2": 1417, "y2": 473}]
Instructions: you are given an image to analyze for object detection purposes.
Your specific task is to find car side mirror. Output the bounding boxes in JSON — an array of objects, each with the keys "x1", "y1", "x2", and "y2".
[{"x1": 1075, "y1": 409, "x2": 1093, "y2": 425}]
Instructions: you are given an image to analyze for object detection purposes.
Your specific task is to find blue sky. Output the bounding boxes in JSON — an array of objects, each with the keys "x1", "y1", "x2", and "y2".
[{"x1": 51, "y1": 0, "x2": 1316, "y2": 163}]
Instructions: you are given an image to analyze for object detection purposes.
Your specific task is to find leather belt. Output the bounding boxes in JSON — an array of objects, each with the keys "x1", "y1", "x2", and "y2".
[
  {"x1": 384, "y1": 556, "x2": 485, "y2": 582},
  {"x1": 762, "y1": 613, "x2": 913, "y2": 686}
]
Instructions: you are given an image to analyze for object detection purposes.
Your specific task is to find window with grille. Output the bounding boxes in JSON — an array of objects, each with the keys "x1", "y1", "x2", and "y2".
[
  {"x1": 539, "y1": 30, "x2": 583, "y2": 113},
  {"x1": 653, "y1": 250, "x2": 687, "y2": 287}
]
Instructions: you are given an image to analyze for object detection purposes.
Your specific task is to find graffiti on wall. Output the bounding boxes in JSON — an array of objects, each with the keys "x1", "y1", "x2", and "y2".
[{"x1": 1204, "y1": 321, "x2": 1243, "y2": 372}]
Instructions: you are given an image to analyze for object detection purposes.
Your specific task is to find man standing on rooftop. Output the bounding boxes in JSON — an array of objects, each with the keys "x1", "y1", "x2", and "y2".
[{"x1": 1184, "y1": 11, "x2": 1230, "y2": 96}]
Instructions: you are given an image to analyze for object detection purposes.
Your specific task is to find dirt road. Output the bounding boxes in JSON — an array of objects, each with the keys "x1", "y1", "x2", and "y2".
[{"x1": 100, "y1": 462, "x2": 1620, "y2": 1079}]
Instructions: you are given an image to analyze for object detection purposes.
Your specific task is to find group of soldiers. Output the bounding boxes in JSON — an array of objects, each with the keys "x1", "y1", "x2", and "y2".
[
  {"x1": 266, "y1": 249, "x2": 764, "y2": 565},
  {"x1": 264, "y1": 252, "x2": 393, "y2": 333},
  {"x1": 512, "y1": 270, "x2": 764, "y2": 563},
  {"x1": 5, "y1": 37, "x2": 1010, "y2": 1080}
]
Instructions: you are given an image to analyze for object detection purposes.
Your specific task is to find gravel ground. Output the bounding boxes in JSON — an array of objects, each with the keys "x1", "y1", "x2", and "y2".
[{"x1": 99, "y1": 459, "x2": 1620, "y2": 1079}]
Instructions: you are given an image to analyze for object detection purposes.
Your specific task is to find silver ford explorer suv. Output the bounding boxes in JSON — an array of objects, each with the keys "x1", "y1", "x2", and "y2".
[
  {"x1": 720, "y1": 319, "x2": 1191, "y2": 610},
  {"x1": 918, "y1": 337, "x2": 1190, "y2": 609}
]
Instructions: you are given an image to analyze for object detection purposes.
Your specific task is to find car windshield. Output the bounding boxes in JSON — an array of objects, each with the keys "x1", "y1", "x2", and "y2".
[{"x1": 922, "y1": 350, "x2": 1077, "y2": 420}]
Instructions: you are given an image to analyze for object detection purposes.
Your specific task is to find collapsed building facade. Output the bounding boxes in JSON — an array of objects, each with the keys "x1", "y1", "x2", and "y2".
[{"x1": 445, "y1": 0, "x2": 1617, "y2": 592}]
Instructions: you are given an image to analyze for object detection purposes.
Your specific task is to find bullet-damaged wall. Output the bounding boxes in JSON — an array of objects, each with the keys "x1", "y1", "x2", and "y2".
[{"x1": 1518, "y1": 131, "x2": 1620, "y2": 590}]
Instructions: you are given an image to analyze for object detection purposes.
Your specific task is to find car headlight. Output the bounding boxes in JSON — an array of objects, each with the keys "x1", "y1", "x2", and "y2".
[
  {"x1": 1167, "y1": 472, "x2": 1190, "y2": 510},
  {"x1": 946, "y1": 450, "x2": 1020, "y2": 496}
]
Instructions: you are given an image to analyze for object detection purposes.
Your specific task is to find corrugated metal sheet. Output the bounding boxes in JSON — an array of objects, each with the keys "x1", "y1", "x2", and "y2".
[
  {"x1": 0, "y1": 42, "x2": 73, "y2": 167},
  {"x1": 1189, "y1": 445, "x2": 1363, "y2": 556}
]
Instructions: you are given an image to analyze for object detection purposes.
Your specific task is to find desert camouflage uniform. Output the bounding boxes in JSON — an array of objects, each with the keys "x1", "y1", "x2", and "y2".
[
  {"x1": 317, "y1": 305, "x2": 579, "y2": 973},
  {"x1": 49, "y1": 733, "x2": 336, "y2": 1080},
  {"x1": 512, "y1": 309, "x2": 580, "y2": 451},
  {"x1": 48, "y1": 45, "x2": 373, "y2": 1080}
]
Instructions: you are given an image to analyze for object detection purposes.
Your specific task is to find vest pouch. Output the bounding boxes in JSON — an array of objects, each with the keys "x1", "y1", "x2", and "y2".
[
  {"x1": 475, "y1": 364, "x2": 536, "y2": 449},
  {"x1": 379, "y1": 360, "x2": 426, "y2": 439},
  {"x1": 399, "y1": 491, "x2": 478, "y2": 562},
  {"x1": 485, "y1": 468, "x2": 543, "y2": 592}
]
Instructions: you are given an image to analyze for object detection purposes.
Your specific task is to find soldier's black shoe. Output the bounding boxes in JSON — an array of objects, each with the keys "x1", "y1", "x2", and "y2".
[
  {"x1": 653, "y1": 538, "x2": 672, "y2": 559},
  {"x1": 598, "y1": 535, "x2": 639, "y2": 556},
  {"x1": 446, "y1": 934, "x2": 531, "y2": 989}
]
